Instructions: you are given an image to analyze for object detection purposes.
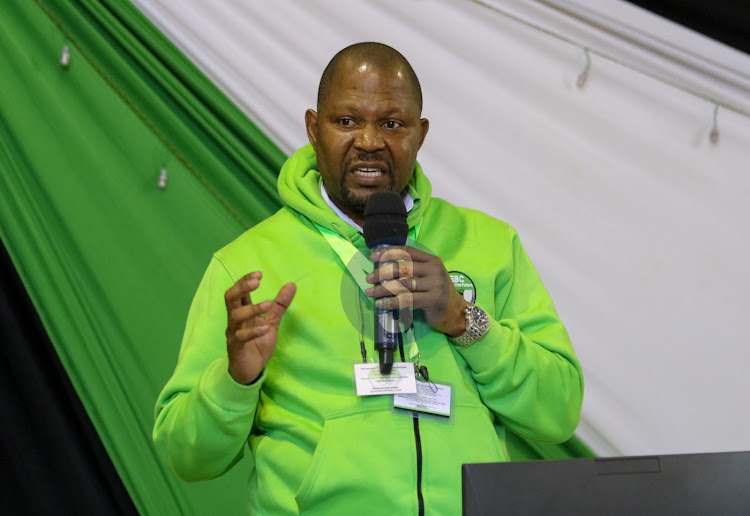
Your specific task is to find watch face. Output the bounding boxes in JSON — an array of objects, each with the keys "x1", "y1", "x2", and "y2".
[
  {"x1": 451, "y1": 303, "x2": 490, "y2": 347},
  {"x1": 469, "y1": 305, "x2": 490, "y2": 331}
]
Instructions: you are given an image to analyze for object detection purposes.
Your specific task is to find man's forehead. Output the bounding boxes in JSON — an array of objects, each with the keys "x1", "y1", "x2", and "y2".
[
  {"x1": 332, "y1": 58, "x2": 403, "y2": 83},
  {"x1": 326, "y1": 62, "x2": 416, "y2": 103}
]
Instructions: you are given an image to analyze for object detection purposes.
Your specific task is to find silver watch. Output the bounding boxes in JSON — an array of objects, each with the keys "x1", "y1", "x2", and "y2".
[{"x1": 449, "y1": 303, "x2": 490, "y2": 347}]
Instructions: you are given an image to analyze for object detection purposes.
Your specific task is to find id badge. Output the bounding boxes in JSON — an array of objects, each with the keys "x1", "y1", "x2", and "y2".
[
  {"x1": 353, "y1": 362, "x2": 417, "y2": 396},
  {"x1": 393, "y1": 381, "x2": 452, "y2": 418}
]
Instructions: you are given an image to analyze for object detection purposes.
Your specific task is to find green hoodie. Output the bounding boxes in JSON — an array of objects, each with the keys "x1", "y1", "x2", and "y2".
[{"x1": 154, "y1": 144, "x2": 583, "y2": 515}]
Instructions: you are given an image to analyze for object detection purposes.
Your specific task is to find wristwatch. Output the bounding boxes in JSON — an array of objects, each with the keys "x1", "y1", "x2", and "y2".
[{"x1": 448, "y1": 303, "x2": 490, "y2": 347}]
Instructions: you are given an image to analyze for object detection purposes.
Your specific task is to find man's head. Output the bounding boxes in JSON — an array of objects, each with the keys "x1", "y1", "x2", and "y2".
[{"x1": 305, "y1": 42, "x2": 429, "y2": 225}]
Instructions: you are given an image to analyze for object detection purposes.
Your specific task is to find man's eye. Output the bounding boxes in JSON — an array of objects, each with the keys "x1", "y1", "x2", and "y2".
[
  {"x1": 339, "y1": 118, "x2": 352, "y2": 126},
  {"x1": 384, "y1": 120, "x2": 401, "y2": 129}
]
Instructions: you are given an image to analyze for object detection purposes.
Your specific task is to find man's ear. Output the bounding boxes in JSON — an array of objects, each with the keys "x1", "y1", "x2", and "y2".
[
  {"x1": 305, "y1": 109, "x2": 318, "y2": 150},
  {"x1": 417, "y1": 118, "x2": 430, "y2": 150}
]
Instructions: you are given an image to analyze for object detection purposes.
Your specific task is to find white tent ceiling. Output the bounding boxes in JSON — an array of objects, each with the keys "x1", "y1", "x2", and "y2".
[{"x1": 131, "y1": 0, "x2": 750, "y2": 457}]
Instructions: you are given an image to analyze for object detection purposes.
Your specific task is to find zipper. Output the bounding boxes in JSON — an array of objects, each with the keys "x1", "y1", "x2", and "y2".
[{"x1": 413, "y1": 415, "x2": 425, "y2": 516}]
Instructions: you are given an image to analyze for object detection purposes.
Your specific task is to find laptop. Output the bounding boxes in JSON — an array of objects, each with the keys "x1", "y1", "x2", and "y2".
[{"x1": 463, "y1": 450, "x2": 750, "y2": 515}]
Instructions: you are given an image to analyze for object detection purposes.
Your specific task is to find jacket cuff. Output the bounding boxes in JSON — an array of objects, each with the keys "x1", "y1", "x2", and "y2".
[
  {"x1": 202, "y1": 357, "x2": 265, "y2": 412},
  {"x1": 452, "y1": 318, "x2": 505, "y2": 374}
]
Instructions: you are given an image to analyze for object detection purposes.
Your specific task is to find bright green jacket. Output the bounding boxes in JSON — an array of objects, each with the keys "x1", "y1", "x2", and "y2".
[{"x1": 154, "y1": 144, "x2": 584, "y2": 515}]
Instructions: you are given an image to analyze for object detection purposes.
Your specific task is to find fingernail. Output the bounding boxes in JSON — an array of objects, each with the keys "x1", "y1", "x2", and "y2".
[
  {"x1": 366, "y1": 273, "x2": 374, "y2": 282},
  {"x1": 371, "y1": 251, "x2": 381, "y2": 261},
  {"x1": 365, "y1": 287, "x2": 374, "y2": 296}
]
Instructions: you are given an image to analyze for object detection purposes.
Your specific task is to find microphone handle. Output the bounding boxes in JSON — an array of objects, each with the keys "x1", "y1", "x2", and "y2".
[{"x1": 372, "y1": 244, "x2": 399, "y2": 374}]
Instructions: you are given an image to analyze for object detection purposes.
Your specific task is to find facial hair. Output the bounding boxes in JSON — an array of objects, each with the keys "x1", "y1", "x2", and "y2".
[{"x1": 337, "y1": 152, "x2": 394, "y2": 216}]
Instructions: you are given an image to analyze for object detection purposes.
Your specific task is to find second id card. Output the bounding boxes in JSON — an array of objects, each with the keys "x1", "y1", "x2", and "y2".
[{"x1": 393, "y1": 381, "x2": 452, "y2": 418}]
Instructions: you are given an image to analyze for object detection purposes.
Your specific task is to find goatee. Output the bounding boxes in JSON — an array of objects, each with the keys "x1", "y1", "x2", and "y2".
[{"x1": 338, "y1": 175, "x2": 395, "y2": 216}]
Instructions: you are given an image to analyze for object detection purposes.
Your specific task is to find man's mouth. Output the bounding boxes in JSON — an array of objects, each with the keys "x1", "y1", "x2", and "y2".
[{"x1": 353, "y1": 167, "x2": 385, "y2": 179}]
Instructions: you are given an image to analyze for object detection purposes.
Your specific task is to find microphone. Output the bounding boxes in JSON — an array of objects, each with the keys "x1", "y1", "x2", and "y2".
[{"x1": 363, "y1": 191, "x2": 409, "y2": 374}]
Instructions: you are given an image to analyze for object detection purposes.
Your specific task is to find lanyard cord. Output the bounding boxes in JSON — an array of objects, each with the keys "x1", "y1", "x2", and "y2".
[{"x1": 397, "y1": 325, "x2": 406, "y2": 362}]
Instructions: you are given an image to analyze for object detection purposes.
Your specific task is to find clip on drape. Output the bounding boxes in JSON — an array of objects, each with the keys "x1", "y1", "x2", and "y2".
[
  {"x1": 709, "y1": 104, "x2": 720, "y2": 145},
  {"x1": 60, "y1": 45, "x2": 71, "y2": 70},
  {"x1": 576, "y1": 48, "x2": 591, "y2": 89},
  {"x1": 158, "y1": 168, "x2": 168, "y2": 190}
]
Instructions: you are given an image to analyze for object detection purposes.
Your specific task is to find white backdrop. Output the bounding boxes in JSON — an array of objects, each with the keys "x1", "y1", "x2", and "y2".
[{"x1": 131, "y1": 0, "x2": 750, "y2": 457}]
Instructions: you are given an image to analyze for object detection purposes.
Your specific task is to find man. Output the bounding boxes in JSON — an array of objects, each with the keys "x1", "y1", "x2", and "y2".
[{"x1": 154, "y1": 42, "x2": 583, "y2": 515}]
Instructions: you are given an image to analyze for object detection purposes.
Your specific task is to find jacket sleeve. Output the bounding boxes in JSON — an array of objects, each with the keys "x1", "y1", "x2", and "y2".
[
  {"x1": 454, "y1": 227, "x2": 584, "y2": 443},
  {"x1": 152, "y1": 256, "x2": 264, "y2": 481}
]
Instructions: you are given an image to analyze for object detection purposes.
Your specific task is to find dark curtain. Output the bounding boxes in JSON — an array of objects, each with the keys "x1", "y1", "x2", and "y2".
[
  {"x1": 0, "y1": 238, "x2": 137, "y2": 515},
  {"x1": 625, "y1": 0, "x2": 750, "y2": 55}
]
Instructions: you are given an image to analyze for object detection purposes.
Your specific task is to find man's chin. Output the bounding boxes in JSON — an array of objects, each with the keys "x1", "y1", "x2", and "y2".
[
  {"x1": 355, "y1": 183, "x2": 398, "y2": 197},
  {"x1": 341, "y1": 194, "x2": 369, "y2": 215},
  {"x1": 337, "y1": 177, "x2": 402, "y2": 217},
  {"x1": 343, "y1": 186, "x2": 390, "y2": 211}
]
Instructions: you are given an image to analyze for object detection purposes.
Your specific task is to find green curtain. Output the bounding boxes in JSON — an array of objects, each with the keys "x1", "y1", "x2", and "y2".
[
  {"x1": 0, "y1": 1, "x2": 591, "y2": 514},
  {"x1": 0, "y1": 1, "x2": 284, "y2": 514}
]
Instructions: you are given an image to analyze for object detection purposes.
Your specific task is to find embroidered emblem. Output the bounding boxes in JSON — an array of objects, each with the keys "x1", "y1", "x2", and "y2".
[{"x1": 448, "y1": 271, "x2": 476, "y2": 303}]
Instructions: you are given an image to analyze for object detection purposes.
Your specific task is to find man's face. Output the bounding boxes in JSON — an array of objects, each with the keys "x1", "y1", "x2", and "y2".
[{"x1": 305, "y1": 60, "x2": 429, "y2": 223}]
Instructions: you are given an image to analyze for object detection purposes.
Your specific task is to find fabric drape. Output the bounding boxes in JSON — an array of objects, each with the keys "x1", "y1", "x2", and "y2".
[{"x1": 0, "y1": 1, "x2": 284, "y2": 514}]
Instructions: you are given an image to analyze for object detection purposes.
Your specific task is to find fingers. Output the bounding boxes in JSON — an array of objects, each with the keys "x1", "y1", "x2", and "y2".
[
  {"x1": 234, "y1": 324, "x2": 270, "y2": 342},
  {"x1": 367, "y1": 261, "x2": 413, "y2": 284},
  {"x1": 370, "y1": 247, "x2": 413, "y2": 282},
  {"x1": 228, "y1": 300, "x2": 272, "y2": 327},
  {"x1": 375, "y1": 291, "x2": 415, "y2": 310},
  {"x1": 366, "y1": 247, "x2": 454, "y2": 327},
  {"x1": 373, "y1": 246, "x2": 432, "y2": 265},
  {"x1": 225, "y1": 275, "x2": 296, "y2": 336},
  {"x1": 225, "y1": 271, "x2": 263, "y2": 311},
  {"x1": 366, "y1": 276, "x2": 428, "y2": 299},
  {"x1": 368, "y1": 259, "x2": 443, "y2": 285},
  {"x1": 368, "y1": 246, "x2": 446, "y2": 285}
]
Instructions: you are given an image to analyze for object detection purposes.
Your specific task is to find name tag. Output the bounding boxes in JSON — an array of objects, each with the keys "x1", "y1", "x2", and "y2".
[
  {"x1": 394, "y1": 381, "x2": 452, "y2": 418},
  {"x1": 354, "y1": 362, "x2": 417, "y2": 396}
]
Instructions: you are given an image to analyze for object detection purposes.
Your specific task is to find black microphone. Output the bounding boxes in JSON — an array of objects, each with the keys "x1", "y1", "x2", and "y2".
[{"x1": 363, "y1": 191, "x2": 409, "y2": 374}]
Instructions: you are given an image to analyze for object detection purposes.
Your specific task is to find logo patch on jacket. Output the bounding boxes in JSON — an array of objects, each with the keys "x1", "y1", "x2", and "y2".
[{"x1": 449, "y1": 271, "x2": 476, "y2": 303}]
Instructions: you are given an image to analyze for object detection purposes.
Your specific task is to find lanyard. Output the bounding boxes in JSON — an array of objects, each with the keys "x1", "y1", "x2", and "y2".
[{"x1": 314, "y1": 221, "x2": 422, "y2": 363}]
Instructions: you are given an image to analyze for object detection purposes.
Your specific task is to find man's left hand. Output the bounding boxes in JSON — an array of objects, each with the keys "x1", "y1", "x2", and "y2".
[{"x1": 365, "y1": 246, "x2": 468, "y2": 337}]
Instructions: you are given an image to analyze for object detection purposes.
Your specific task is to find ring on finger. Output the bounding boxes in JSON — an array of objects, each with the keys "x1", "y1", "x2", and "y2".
[{"x1": 411, "y1": 277, "x2": 417, "y2": 291}]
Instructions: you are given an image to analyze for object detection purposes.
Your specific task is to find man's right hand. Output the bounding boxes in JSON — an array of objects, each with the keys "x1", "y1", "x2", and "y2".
[{"x1": 224, "y1": 272, "x2": 297, "y2": 385}]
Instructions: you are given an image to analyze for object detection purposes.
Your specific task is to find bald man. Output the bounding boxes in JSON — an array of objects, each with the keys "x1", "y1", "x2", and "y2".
[{"x1": 154, "y1": 42, "x2": 583, "y2": 515}]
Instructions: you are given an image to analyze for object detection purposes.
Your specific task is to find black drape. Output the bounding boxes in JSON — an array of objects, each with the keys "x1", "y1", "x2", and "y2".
[
  {"x1": 625, "y1": 0, "x2": 750, "y2": 55},
  {"x1": 0, "y1": 239, "x2": 137, "y2": 515}
]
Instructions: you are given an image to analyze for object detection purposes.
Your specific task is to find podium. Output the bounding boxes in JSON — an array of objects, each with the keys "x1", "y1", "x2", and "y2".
[{"x1": 463, "y1": 451, "x2": 750, "y2": 515}]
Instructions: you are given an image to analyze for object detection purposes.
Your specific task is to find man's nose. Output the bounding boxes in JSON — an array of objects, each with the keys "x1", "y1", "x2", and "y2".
[{"x1": 354, "y1": 124, "x2": 384, "y2": 152}]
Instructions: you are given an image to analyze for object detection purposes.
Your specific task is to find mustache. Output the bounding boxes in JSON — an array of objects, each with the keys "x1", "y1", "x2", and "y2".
[
  {"x1": 345, "y1": 152, "x2": 392, "y2": 172},
  {"x1": 353, "y1": 151, "x2": 386, "y2": 162}
]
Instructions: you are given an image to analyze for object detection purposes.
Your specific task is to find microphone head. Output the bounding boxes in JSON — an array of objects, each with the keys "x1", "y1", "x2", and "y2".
[{"x1": 363, "y1": 191, "x2": 408, "y2": 248}]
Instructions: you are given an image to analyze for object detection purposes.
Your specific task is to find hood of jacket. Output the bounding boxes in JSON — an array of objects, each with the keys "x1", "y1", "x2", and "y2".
[{"x1": 278, "y1": 144, "x2": 432, "y2": 247}]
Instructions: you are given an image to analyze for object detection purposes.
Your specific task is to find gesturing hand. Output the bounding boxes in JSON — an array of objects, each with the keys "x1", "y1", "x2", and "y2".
[
  {"x1": 225, "y1": 272, "x2": 297, "y2": 385},
  {"x1": 365, "y1": 247, "x2": 467, "y2": 337}
]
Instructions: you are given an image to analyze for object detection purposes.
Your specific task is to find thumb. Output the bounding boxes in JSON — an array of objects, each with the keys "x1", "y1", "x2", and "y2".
[{"x1": 267, "y1": 283, "x2": 297, "y2": 327}]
